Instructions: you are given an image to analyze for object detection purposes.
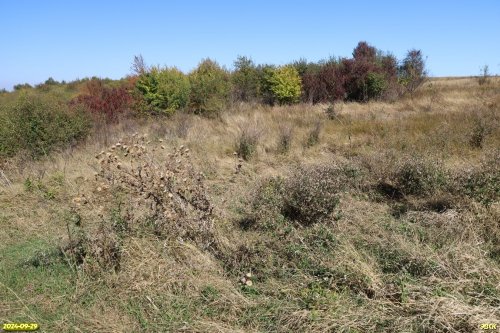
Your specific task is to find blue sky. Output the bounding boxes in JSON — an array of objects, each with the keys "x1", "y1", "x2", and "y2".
[{"x1": 1, "y1": 0, "x2": 499, "y2": 90}]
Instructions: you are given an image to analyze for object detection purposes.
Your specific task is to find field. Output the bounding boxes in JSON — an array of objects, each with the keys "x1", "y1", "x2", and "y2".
[{"x1": 0, "y1": 77, "x2": 499, "y2": 332}]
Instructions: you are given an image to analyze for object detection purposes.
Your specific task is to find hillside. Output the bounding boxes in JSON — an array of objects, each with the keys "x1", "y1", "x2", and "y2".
[{"x1": 0, "y1": 77, "x2": 499, "y2": 332}]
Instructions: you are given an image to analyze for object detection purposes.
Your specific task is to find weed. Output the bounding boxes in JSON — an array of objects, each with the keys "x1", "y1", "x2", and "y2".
[
  {"x1": 469, "y1": 116, "x2": 491, "y2": 148},
  {"x1": 276, "y1": 124, "x2": 293, "y2": 154},
  {"x1": 305, "y1": 120, "x2": 322, "y2": 147},
  {"x1": 236, "y1": 124, "x2": 262, "y2": 160}
]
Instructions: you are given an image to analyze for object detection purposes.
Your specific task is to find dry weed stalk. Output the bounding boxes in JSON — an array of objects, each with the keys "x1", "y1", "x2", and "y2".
[{"x1": 95, "y1": 133, "x2": 215, "y2": 248}]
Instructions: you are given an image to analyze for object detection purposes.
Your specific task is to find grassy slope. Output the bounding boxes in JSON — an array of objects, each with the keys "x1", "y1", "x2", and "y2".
[{"x1": 0, "y1": 77, "x2": 499, "y2": 332}]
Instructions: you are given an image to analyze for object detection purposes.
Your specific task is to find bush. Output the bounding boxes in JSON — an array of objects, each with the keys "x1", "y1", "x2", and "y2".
[
  {"x1": 454, "y1": 151, "x2": 499, "y2": 205},
  {"x1": 366, "y1": 72, "x2": 387, "y2": 99},
  {"x1": 302, "y1": 63, "x2": 345, "y2": 104},
  {"x1": 305, "y1": 120, "x2": 322, "y2": 147},
  {"x1": 0, "y1": 93, "x2": 90, "y2": 158},
  {"x1": 189, "y1": 59, "x2": 231, "y2": 116},
  {"x1": 393, "y1": 157, "x2": 446, "y2": 196},
  {"x1": 248, "y1": 177, "x2": 286, "y2": 230},
  {"x1": 469, "y1": 116, "x2": 492, "y2": 149},
  {"x1": 399, "y1": 49, "x2": 427, "y2": 95},
  {"x1": 265, "y1": 65, "x2": 302, "y2": 105},
  {"x1": 13, "y1": 83, "x2": 33, "y2": 91},
  {"x1": 283, "y1": 164, "x2": 343, "y2": 225},
  {"x1": 248, "y1": 164, "x2": 346, "y2": 228},
  {"x1": 236, "y1": 124, "x2": 262, "y2": 160},
  {"x1": 256, "y1": 64, "x2": 277, "y2": 105},
  {"x1": 341, "y1": 43, "x2": 398, "y2": 102},
  {"x1": 71, "y1": 79, "x2": 133, "y2": 122},
  {"x1": 478, "y1": 65, "x2": 490, "y2": 86},
  {"x1": 232, "y1": 56, "x2": 260, "y2": 102},
  {"x1": 135, "y1": 66, "x2": 190, "y2": 115},
  {"x1": 277, "y1": 125, "x2": 293, "y2": 154},
  {"x1": 94, "y1": 136, "x2": 215, "y2": 247}
]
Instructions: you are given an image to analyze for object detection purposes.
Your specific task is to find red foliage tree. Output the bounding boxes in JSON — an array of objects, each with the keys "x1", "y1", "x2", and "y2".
[{"x1": 70, "y1": 79, "x2": 133, "y2": 122}]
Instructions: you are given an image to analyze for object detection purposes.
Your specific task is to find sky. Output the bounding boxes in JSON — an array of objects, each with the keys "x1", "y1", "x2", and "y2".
[{"x1": 1, "y1": 0, "x2": 499, "y2": 90}]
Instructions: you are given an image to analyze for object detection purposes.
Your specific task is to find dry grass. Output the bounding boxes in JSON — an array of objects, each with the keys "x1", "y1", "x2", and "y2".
[{"x1": 1, "y1": 77, "x2": 499, "y2": 332}]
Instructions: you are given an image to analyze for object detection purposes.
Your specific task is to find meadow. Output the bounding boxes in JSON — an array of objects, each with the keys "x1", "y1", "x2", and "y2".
[{"x1": 0, "y1": 65, "x2": 499, "y2": 331}]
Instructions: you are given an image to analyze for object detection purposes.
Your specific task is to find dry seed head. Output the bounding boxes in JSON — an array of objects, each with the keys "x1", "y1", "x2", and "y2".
[{"x1": 245, "y1": 280, "x2": 253, "y2": 286}]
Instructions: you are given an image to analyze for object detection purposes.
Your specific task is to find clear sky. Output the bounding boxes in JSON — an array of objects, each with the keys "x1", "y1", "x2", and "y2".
[{"x1": 1, "y1": 0, "x2": 499, "y2": 90}]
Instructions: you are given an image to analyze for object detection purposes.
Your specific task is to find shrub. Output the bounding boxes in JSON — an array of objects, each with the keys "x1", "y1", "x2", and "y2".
[
  {"x1": 277, "y1": 125, "x2": 293, "y2": 154},
  {"x1": 0, "y1": 93, "x2": 90, "y2": 158},
  {"x1": 469, "y1": 119, "x2": 490, "y2": 149},
  {"x1": 248, "y1": 177, "x2": 286, "y2": 230},
  {"x1": 265, "y1": 65, "x2": 302, "y2": 105},
  {"x1": 478, "y1": 65, "x2": 490, "y2": 86},
  {"x1": 399, "y1": 49, "x2": 427, "y2": 95},
  {"x1": 302, "y1": 63, "x2": 345, "y2": 103},
  {"x1": 305, "y1": 120, "x2": 322, "y2": 147},
  {"x1": 366, "y1": 72, "x2": 387, "y2": 99},
  {"x1": 283, "y1": 164, "x2": 342, "y2": 225},
  {"x1": 454, "y1": 151, "x2": 499, "y2": 205},
  {"x1": 135, "y1": 66, "x2": 190, "y2": 115},
  {"x1": 256, "y1": 64, "x2": 277, "y2": 105},
  {"x1": 236, "y1": 124, "x2": 262, "y2": 160},
  {"x1": 13, "y1": 83, "x2": 33, "y2": 91},
  {"x1": 344, "y1": 44, "x2": 397, "y2": 102},
  {"x1": 189, "y1": 58, "x2": 231, "y2": 116},
  {"x1": 71, "y1": 79, "x2": 133, "y2": 122},
  {"x1": 393, "y1": 157, "x2": 446, "y2": 196},
  {"x1": 248, "y1": 163, "x2": 364, "y2": 228},
  {"x1": 232, "y1": 56, "x2": 260, "y2": 102},
  {"x1": 93, "y1": 135, "x2": 215, "y2": 247}
]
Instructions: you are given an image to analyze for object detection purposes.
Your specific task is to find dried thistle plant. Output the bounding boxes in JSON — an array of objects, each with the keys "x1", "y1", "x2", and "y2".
[{"x1": 95, "y1": 133, "x2": 215, "y2": 248}]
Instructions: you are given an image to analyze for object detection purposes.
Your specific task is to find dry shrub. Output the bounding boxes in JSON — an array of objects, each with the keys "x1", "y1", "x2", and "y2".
[
  {"x1": 63, "y1": 209, "x2": 122, "y2": 275},
  {"x1": 236, "y1": 123, "x2": 262, "y2": 160},
  {"x1": 248, "y1": 163, "x2": 348, "y2": 228},
  {"x1": 245, "y1": 177, "x2": 286, "y2": 230},
  {"x1": 452, "y1": 149, "x2": 499, "y2": 206},
  {"x1": 276, "y1": 124, "x2": 293, "y2": 154},
  {"x1": 65, "y1": 134, "x2": 217, "y2": 273},
  {"x1": 95, "y1": 134, "x2": 215, "y2": 246},
  {"x1": 392, "y1": 156, "x2": 447, "y2": 196},
  {"x1": 304, "y1": 120, "x2": 322, "y2": 147},
  {"x1": 469, "y1": 115, "x2": 492, "y2": 149}
]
